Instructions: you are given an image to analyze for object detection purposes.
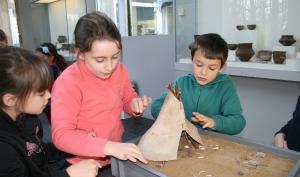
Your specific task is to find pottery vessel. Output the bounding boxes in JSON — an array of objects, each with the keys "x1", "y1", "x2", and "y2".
[
  {"x1": 236, "y1": 25, "x2": 244, "y2": 30},
  {"x1": 247, "y1": 24, "x2": 256, "y2": 30},
  {"x1": 279, "y1": 35, "x2": 296, "y2": 46},
  {"x1": 257, "y1": 50, "x2": 272, "y2": 62},
  {"x1": 273, "y1": 51, "x2": 286, "y2": 64},
  {"x1": 236, "y1": 43, "x2": 255, "y2": 62},
  {"x1": 228, "y1": 44, "x2": 237, "y2": 50}
]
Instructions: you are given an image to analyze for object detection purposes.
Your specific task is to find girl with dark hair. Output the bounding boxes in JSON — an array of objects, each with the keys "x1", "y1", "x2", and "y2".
[
  {"x1": 36, "y1": 43, "x2": 67, "y2": 81},
  {"x1": 0, "y1": 46, "x2": 101, "y2": 177},
  {"x1": 51, "y1": 11, "x2": 151, "y2": 170}
]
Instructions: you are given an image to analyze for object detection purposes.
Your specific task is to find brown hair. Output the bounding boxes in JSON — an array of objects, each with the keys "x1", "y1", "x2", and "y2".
[
  {"x1": 189, "y1": 33, "x2": 228, "y2": 67},
  {"x1": 0, "y1": 46, "x2": 52, "y2": 109},
  {"x1": 74, "y1": 11, "x2": 122, "y2": 52},
  {"x1": 0, "y1": 29, "x2": 8, "y2": 45}
]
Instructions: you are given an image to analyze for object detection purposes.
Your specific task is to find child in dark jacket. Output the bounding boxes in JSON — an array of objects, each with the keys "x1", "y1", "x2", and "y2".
[
  {"x1": 0, "y1": 46, "x2": 100, "y2": 177},
  {"x1": 274, "y1": 95, "x2": 300, "y2": 152},
  {"x1": 151, "y1": 33, "x2": 246, "y2": 135}
]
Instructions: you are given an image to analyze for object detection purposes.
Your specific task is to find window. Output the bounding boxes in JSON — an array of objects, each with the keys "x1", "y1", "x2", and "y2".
[
  {"x1": 0, "y1": 0, "x2": 20, "y2": 46},
  {"x1": 128, "y1": 0, "x2": 173, "y2": 36}
]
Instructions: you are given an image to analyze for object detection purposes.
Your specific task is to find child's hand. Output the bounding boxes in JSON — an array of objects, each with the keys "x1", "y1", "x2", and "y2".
[
  {"x1": 191, "y1": 112, "x2": 215, "y2": 129},
  {"x1": 66, "y1": 159, "x2": 101, "y2": 177},
  {"x1": 131, "y1": 96, "x2": 152, "y2": 115},
  {"x1": 274, "y1": 133, "x2": 288, "y2": 149},
  {"x1": 104, "y1": 141, "x2": 148, "y2": 164}
]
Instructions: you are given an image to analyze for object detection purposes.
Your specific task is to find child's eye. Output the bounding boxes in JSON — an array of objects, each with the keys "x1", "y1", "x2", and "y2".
[
  {"x1": 96, "y1": 60, "x2": 104, "y2": 63},
  {"x1": 196, "y1": 64, "x2": 202, "y2": 67},
  {"x1": 209, "y1": 67, "x2": 216, "y2": 71},
  {"x1": 39, "y1": 92, "x2": 46, "y2": 96}
]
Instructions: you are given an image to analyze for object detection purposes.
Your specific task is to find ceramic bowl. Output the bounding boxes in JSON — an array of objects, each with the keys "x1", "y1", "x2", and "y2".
[
  {"x1": 247, "y1": 24, "x2": 256, "y2": 30},
  {"x1": 257, "y1": 50, "x2": 272, "y2": 62},
  {"x1": 227, "y1": 44, "x2": 237, "y2": 50},
  {"x1": 236, "y1": 25, "x2": 244, "y2": 31}
]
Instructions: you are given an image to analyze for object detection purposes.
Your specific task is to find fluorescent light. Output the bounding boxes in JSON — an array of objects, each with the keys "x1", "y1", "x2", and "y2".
[{"x1": 33, "y1": 0, "x2": 60, "y2": 4}]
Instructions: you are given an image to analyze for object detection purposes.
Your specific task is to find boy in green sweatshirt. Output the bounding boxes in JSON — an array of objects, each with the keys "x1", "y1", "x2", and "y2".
[{"x1": 151, "y1": 33, "x2": 245, "y2": 135}]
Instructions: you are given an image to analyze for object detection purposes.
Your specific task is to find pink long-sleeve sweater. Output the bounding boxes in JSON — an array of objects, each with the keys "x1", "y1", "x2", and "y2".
[{"x1": 51, "y1": 59, "x2": 138, "y2": 165}]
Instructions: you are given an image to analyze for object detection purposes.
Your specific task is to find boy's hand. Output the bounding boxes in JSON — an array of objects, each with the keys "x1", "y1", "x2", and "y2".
[
  {"x1": 104, "y1": 141, "x2": 148, "y2": 164},
  {"x1": 131, "y1": 96, "x2": 152, "y2": 115},
  {"x1": 191, "y1": 112, "x2": 215, "y2": 129},
  {"x1": 274, "y1": 133, "x2": 288, "y2": 149}
]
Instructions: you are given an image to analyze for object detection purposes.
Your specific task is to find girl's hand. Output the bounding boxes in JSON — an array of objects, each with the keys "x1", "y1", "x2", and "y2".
[
  {"x1": 104, "y1": 141, "x2": 148, "y2": 164},
  {"x1": 274, "y1": 133, "x2": 288, "y2": 149},
  {"x1": 66, "y1": 159, "x2": 101, "y2": 177},
  {"x1": 130, "y1": 96, "x2": 152, "y2": 115},
  {"x1": 191, "y1": 112, "x2": 215, "y2": 129}
]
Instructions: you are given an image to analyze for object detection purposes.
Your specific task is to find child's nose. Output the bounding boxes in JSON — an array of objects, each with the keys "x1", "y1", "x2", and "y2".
[
  {"x1": 200, "y1": 67, "x2": 208, "y2": 75},
  {"x1": 46, "y1": 90, "x2": 51, "y2": 99},
  {"x1": 105, "y1": 60, "x2": 113, "y2": 72}
]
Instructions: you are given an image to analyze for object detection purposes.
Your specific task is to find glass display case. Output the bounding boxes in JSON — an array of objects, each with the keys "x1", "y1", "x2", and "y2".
[
  {"x1": 174, "y1": 0, "x2": 300, "y2": 81},
  {"x1": 31, "y1": 0, "x2": 86, "y2": 61}
]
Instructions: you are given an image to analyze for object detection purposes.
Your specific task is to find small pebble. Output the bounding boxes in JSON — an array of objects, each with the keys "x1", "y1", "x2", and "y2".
[
  {"x1": 206, "y1": 175, "x2": 212, "y2": 177},
  {"x1": 237, "y1": 171, "x2": 244, "y2": 176},
  {"x1": 184, "y1": 145, "x2": 190, "y2": 149},
  {"x1": 197, "y1": 156, "x2": 205, "y2": 159}
]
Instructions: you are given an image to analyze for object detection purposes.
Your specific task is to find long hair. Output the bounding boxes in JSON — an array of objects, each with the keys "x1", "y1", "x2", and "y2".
[
  {"x1": 0, "y1": 46, "x2": 52, "y2": 109},
  {"x1": 74, "y1": 11, "x2": 122, "y2": 52}
]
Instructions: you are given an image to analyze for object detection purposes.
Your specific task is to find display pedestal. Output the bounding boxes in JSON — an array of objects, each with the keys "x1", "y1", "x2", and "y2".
[{"x1": 228, "y1": 50, "x2": 236, "y2": 61}]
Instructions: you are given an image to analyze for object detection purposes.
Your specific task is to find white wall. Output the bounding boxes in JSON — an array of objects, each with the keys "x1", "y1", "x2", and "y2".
[
  {"x1": 175, "y1": 0, "x2": 196, "y2": 60},
  {"x1": 48, "y1": 1, "x2": 68, "y2": 44},
  {"x1": 48, "y1": 0, "x2": 86, "y2": 44}
]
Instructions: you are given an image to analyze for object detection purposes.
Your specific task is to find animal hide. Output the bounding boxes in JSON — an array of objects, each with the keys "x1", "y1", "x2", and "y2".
[{"x1": 138, "y1": 86, "x2": 203, "y2": 161}]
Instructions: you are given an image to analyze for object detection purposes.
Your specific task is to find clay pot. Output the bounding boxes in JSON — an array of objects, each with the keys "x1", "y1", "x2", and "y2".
[
  {"x1": 247, "y1": 24, "x2": 256, "y2": 30},
  {"x1": 273, "y1": 51, "x2": 286, "y2": 64},
  {"x1": 236, "y1": 25, "x2": 244, "y2": 30},
  {"x1": 57, "y1": 35, "x2": 67, "y2": 43},
  {"x1": 257, "y1": 50, "x2": 272, "y2": 62},
  {"x1": 279, "y1": 35, "x2": 296, "y2": 46},
  {"x1": 228, "y1": 44, "x2": 237, "y2": 50},
  {"x1": 236, "y1": 43, "x2": 255, "y2": 62}
]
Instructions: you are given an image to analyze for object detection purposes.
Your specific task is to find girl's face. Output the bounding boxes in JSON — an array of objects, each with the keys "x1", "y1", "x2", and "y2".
[
  {"x1": 22, "y1": 90, "x2": 50, "y2": 115},
  {"x1": 191, "y1": 50, "x2": 224, "y2": 85},
  {"x1": 80, "y1": 40, "x2": 121, "y2": 79}
]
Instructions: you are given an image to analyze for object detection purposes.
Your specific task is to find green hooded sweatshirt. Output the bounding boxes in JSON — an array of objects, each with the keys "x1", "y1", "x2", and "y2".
[{"x1": 151, "y1": 73, "x2": 246, "y2": 135}]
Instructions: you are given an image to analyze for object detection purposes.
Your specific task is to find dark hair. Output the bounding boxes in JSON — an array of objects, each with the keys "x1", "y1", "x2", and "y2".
[
  {"x1": 0, "y1": 29, "x2": 8, "y2": 44},
  {"x1": 38, "y1": 43, "x2": 67, "y2": 71},
  {"x1": 0, "y1": 46, "x2": 52, "y2": 109},
  {"x1": 189, "y1": 33, "x2": 228, "y2": 67},
  {"x1": 74, "y1": 11, "x2": 122, "y2": 52}
]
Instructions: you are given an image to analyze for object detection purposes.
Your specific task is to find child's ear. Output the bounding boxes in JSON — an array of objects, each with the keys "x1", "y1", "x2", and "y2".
[
  {"x1": 2, "y1": 93, "x2": 17, "y2": 107},
  {"x1": 74, "y1": 48, "x2": 84, "y2": 60},
  {"x1": 219, "y1": 63, "x2": 227, "y2": 72}
]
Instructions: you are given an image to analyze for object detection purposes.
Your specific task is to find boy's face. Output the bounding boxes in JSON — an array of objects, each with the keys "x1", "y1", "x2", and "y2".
[{"x1": 191, "y1": 50, "x2": 224, "y2": 85}]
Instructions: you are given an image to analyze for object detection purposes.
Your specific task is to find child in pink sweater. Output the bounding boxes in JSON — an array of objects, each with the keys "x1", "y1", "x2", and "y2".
[{"x1": 51, "y1": 12, "x2": 152, "y2": 168}]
